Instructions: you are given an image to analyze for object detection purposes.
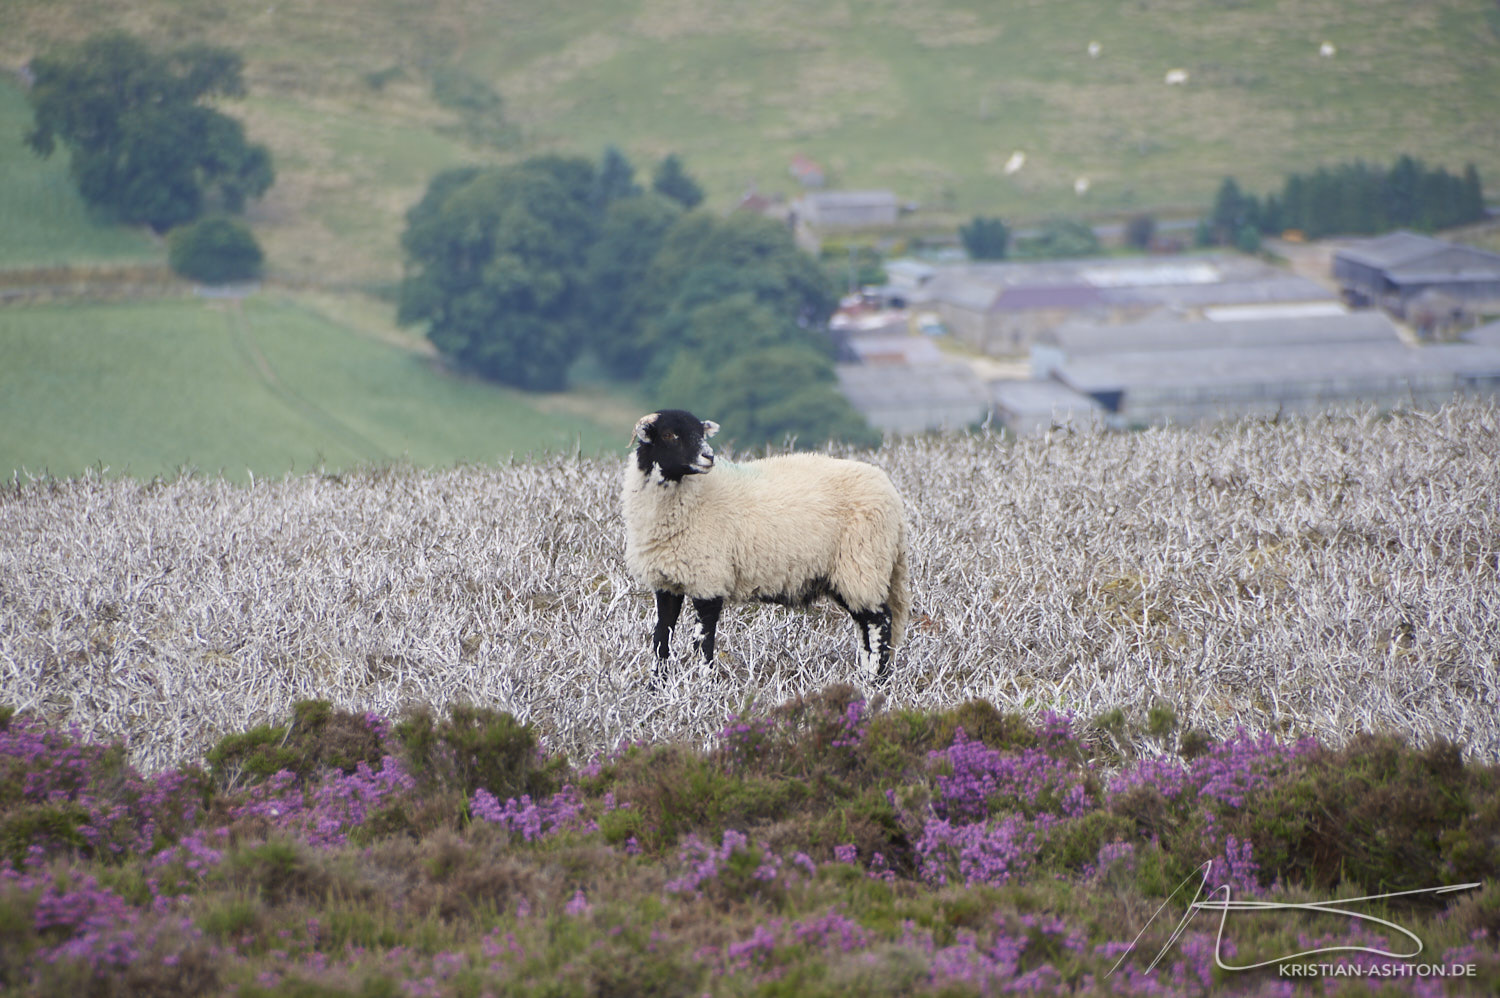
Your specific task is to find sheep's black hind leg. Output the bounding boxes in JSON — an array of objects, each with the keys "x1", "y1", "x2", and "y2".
[
  {"x1": 652, "y1": 591, "x2": 684, "y2": 664},
  {"x1": 691, "y1": 596, "x2": 723, "y2": 663},
  {"x1": 848, "y1": 605, "x2": 894, "y2": 684}
]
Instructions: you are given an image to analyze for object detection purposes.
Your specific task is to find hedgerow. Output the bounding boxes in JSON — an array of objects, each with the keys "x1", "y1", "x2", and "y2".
[{"x1": 0, "y1": 694, "x2": 1495, "y2": 995}]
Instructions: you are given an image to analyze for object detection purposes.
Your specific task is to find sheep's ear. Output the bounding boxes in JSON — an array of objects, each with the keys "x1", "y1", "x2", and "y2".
[
  {"x1": 632, "y1": 413, "x2": 659, "y2": 445},
  {"x1": 702, "y1": 420, "x2": 719, "y2": 439}
]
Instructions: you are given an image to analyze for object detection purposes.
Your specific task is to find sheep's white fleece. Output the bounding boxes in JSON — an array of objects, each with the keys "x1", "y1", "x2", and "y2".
[{"x1": 622, "y1": 453, "x2": 911, "y2": 647}]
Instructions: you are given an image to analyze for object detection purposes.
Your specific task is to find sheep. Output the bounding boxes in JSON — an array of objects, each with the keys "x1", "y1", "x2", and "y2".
[{"x1": 621, "y1": 409, "x2": 911, "y2": 684}]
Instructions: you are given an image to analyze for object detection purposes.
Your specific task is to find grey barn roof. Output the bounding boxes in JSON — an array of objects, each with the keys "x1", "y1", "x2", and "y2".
[
  {"x1": 1335, "y1": 231, "x2": 1500, "y2": 284},
  {"x1": 1044, "y1": 311, "x2": 1401, "y2": 357},
  {"x1": 1462, "y1": 320, "x2": 1500, "y2": 349},
  {"x1": 1056, "y1": 342, "x2": 1500, "y2": 395},
  {"x1": 923, "y1": 253, "x2": 1335, "y2": 312},
  {"x1": 836, "y1": 362, "x2": 991, "y2": 434},
  {"x1": 1334, "y1": 231, "x2": 1453, "y2": 269}
]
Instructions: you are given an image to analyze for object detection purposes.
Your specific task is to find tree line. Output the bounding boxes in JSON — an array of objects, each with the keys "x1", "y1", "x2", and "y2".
[
  {"x1": 1202, "y1": 156, "x2": 1486, "y2": 249},
  {"x1": 397, "y1": 149, "x2": 879, "y2": 450},
  {"x1": 25, "y1": 32, "x2": 272, "y2": 282}
]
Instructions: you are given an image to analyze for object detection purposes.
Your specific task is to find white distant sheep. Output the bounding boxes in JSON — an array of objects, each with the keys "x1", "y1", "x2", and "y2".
[
  {"x1": 1165, "y1": 68, "x2": 1189, "y2": 85},
  {"x1": 621, "y1": 410, "x2": 911, "y2": 684},
  {"x1": 1003, "y1": 151, "x2": 1026, "y2": 175}
]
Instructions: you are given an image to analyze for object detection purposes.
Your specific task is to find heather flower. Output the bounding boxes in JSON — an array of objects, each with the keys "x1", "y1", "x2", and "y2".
[
  {"x1": 915, "y1": 814, "x2": 1038, "y2": 888},
  {"x1": 1207, "y1": 834, "x2": 1261, "y2": 896},
  {"x1": 930, "y1": 728, "x2": 1093, "y2": 822},
  {"x1": 718, "y1": 714, "x2": 776, "y2": 769},
  {"x1": 470, "y1": 783, "x2": 594, "y2": 841}
]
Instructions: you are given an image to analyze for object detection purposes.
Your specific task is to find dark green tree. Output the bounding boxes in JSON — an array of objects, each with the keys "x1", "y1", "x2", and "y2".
[
  {"x1": 1020, "y1": 217, "x2": 1102, "y2": 259},
  {"x1": 583, "y1": 192, "x2": 683, "y2": 378},
  {"x1": 651, "y1": 299, "x2": 878, "y2": 450},
  {"x1": 167, "y1": 216, "x2": 263, "y2": 284},
  {"x1": 1462, "y1": 164, "x2": 1485, "y2": 223},
  {"x1": 959, "y1": 215, "x2": 1009, "y2": 260},
  {"x1": 637, "y1": 215, "x2": 873, "y2": 449},
  {"x1": 398, "y1": 157, "x2": 598, "y2": 390},
  {"x1": 1207, "y1": 177, "x2": 1261, "y2": 246},
  {"x1": 1123, "y1": 214, "x2": 1156, "y2": 251},
  {"x1": 25, "y1": 32, "x2": 273, "y2": 232},
  {"x1": 1385, "y1": 155, "x2": 1421, "y2": 229},
  {"x1": 652, "y1": 153, "x2": 705, "y2": 210},
  {"x1": 707, "y1": 346, "x2": 879, "y2": 450},
  {"x1": 1270, "y1": 157, "x2": 1484, "y2": 237},
  {"x1": 641, "y1": 212, "x2": 837, "y2": 329},
  {"x1": 594, "y1": 145, "x2": 643, "y2": 213}
]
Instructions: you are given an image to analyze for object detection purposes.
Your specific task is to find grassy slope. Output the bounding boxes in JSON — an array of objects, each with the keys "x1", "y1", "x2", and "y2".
[
  {"x1": 0, "y1": 295, "x2": 622, "y2": 481},
  {"x1": 6, "y1": 1, "x2": 1500, "y2": 285}
]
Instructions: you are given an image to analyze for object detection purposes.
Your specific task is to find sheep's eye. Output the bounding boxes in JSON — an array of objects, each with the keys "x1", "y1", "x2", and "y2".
[{"x1": 662, "y1": 430, "x2": 676, "y2": 441}]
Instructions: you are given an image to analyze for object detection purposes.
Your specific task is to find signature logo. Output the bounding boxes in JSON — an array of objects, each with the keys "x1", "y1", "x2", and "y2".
[{"x1": 1108, "y1": 861, "x2": 1481, "y2": 976}]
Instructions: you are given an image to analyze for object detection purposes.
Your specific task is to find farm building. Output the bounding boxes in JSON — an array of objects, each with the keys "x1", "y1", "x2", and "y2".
[
  {"x1": 990, "y1": 379, "x2": 1105, "y2": 437},
  {"x1": 1048, "y1": 341, "x2": 1500, "y2": 429},
  {"x1": 1333, "y1": 231, "x2": 1500, "y2": 315},
  {"x1": 916, "y1": 254, "x2": 1339, "y2": 356},
  {"x1": 790, "y1": 190, "x2": 901, "y2": 230},
  {"x1": 981, "y1": 308, "x2": 1500, "y2": 432},
  {"x1": 836, "y1": 359, "x2": 991, "y2": 435},
  {"x1": 1462, "y1": 318, "x2": 1500, "y2": 348},
  {"x1": 1031, "y1": 311, "x2": 1396, "y2": 378}
]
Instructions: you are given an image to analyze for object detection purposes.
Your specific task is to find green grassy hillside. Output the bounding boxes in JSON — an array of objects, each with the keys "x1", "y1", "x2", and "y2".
[
  {"x1": 5, "y1": 0, "x2": 1499, "y2": 286},
  {"x1": 0, "y1": 294, "x2": 624, "y2": 481}
]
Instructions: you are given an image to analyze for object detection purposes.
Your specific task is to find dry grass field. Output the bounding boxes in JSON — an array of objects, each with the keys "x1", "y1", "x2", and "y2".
[{"x1": 4, "y1": 399, "x2": 1497, "y2": 773}]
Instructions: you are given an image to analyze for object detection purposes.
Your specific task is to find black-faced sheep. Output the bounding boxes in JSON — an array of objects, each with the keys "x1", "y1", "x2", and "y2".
[{"x1": 622, "y1": 409, "x2": 911, "y2": 683}]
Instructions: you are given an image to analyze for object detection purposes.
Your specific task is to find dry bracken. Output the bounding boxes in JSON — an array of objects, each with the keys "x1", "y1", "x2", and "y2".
[{"x1": 2, "y1": 400, "x2": 1497, "y2": 771}]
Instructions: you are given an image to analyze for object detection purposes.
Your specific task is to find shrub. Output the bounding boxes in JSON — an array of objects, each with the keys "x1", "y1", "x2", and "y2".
[
  {"x1": 394, "y1": 704, "x2": 563, "y2": 802},
  {"x1": 167, "y1": 216, "x2": 264, "y2": 284},
  {"x1": 205, "y1": 700, "x2": 386, "y2": 791}
]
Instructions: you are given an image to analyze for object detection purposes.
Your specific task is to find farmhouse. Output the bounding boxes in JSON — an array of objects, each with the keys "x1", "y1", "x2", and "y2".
[
  {"x1": 917, "y1": 254, "x2": 1338, "y2": 356},
  {"x1": 1333, "y1": 231, "x2": 1500, "y2": 315},
  {"x1": 790, "y1": 190, "x2": 901, "y2": 230}
]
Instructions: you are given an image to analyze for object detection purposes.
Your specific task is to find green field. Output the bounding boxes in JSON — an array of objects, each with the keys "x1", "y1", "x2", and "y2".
[
  {"x1": 0, "y1": 81, "x2": 160, "y2": 268},
  {"x1": 5, "y1": 1, "x2": 1499, "y2": 285},
  {"x1": 3, "y1": 0, "x2": 1499, "y2": 480},
  {"x1": 0, "y1": 295, "x2": 624, "y2": 481}
]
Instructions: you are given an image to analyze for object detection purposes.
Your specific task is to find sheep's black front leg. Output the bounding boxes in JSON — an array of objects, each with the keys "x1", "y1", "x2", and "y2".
[
  {"x1": 691, "y1": 596, "x2": 723, "y2": 663},
  {"x1": 849, "y1": 605, "x2": 894, "y2": 684},
  {"x1": 652, "y1": 590, "x2": 684, "y2": 662}
]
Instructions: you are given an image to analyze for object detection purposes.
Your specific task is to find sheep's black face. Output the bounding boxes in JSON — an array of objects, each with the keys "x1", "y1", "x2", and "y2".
[{"x1": 633, "y1": 410, "x2": 718, "y2": 483}]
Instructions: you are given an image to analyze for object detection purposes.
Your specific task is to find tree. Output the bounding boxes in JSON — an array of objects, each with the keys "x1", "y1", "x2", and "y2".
[
  {"x1": 1462, "y1": 164, "x2": 1485, "y2": 224},
  {"x1": 1123, "y1": 215, "x2": 1156, "y2": 251},
  {"x1": 1207, "y1": 177, "x2": 1261, "y2": 245},
  {"x1": 1020, "y1": 218, "x2": 1101, "y2": 259},
  {"x1": 582, "y1": 193, "x2": 683, "y2": 378},
  {"x1": 959, "y1": 216, "x2": 1009, "y2": 260},
  {"x1": 636, "y1": 216, "x2": 873, "y2": 449},
  {"x1": 641, "y1": 212, "x2": 837, "y2": 330},
  {"x1": 652, "y1": 154, "x2": 705, "y2": 210},
  {"x1": 25, "y1": 32, "x2": 273, "y2": 232},
  {"x1": 594, "y1": 145, "x2": 642, "y2": 213},
  {"x1": 167, "y1": 216, "x2": 263, "y2": 284},
  {"x1": 398, "y1": 157, "x2": 598, "y2": 390}
]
